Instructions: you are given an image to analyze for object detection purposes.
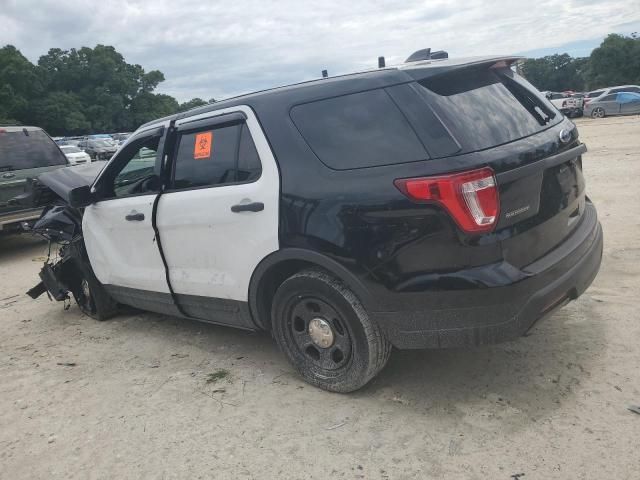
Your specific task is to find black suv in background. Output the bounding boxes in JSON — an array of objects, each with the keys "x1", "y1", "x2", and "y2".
[
  {"x1": 23, "y1": 54, "x2": 602, "y2": 392},
  {"x1": 0, "y1": 126, "x2": 68, "y2": 233}
]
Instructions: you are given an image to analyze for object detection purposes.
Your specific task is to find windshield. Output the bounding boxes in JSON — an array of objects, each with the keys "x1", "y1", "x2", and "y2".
[
  {"x1": 416, "y1": 66, "x2": 560, "y2": 154},
  {"x1": 61, "y1": 146, "x2": 82, "y2": 153},
  {"x1": 89, "y1": 140, "x2": 112, "y2": 147},
  {"x1": 0, "y1": 128, "x2": 68, "y2": 170}
]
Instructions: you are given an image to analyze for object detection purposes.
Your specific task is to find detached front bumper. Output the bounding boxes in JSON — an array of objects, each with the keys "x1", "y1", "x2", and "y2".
[{"x1": 372, "y1": 203, "x2": 603, "y2": 349}]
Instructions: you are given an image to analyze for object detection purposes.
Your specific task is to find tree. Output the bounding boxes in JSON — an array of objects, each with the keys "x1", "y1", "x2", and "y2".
[
  {"x1": 520, "y1": 54, "x2": 587, "y2": 92},
  {"x1": 0, "y1": 45, "x2": 42, "y2": 124},
  {"x1": 177, "y1": 97, "x2": 212, "y2": 112},
  {"x1": 584, "y1": 33, "x2": 640, "y2": 89},
  {"x1": 0, "y1": 44, "x2": 216, "y2": 134}
]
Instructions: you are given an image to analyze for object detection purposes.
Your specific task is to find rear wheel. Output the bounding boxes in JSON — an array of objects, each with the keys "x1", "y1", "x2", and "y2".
[
  {"x1": 271, "y1": 269, "x2": 391, "y2": 392},
  {"x1": 591, "y1": 107, "x2": 605, "y2": 119}
]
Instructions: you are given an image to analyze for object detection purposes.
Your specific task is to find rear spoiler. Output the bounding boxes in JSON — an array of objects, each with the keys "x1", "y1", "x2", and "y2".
[{"x1": 401, "y1": 56, "x2": 524, "y2": 81}]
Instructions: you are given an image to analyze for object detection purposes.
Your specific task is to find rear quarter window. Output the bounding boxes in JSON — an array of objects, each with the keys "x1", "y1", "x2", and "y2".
[
  {"x1": 290, "y1": 89, "x2": 429, "y2": 170},
  {"x1": 0, "y1": 128, "x2": 67, "y2": 170}
]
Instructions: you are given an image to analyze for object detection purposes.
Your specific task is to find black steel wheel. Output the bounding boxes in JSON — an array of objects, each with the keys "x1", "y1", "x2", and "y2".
[{"x1": 272, "y1": 269, "x2": 391, "y2": 392}]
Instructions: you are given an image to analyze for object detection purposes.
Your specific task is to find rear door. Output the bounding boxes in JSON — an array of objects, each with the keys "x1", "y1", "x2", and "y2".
[
  {"x1": 0, "y1": 127, "x2": 68, "y2": 215},
  {"x1": 156, "y1": 106, "x2": 280, "y2": 327}
]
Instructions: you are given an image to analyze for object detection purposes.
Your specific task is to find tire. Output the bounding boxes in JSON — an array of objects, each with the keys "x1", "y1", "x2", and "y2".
[
  {"x1": 271, "y1": 269, "x2": 392, "y2": 393},
  {"x1": 591, "y1": 107, "x2": 605, "y2": 119},
  {"x1": 68, "y1": 241, "x2": 119, "y2": 321}
]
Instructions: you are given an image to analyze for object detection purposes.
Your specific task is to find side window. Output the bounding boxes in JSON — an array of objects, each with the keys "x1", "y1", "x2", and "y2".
[
  {"x1": 171, "y1": 121, "x2": 262, "y2": 189},
  {"x1": 601, "y1": 94, "x2": 617, "y2": 102},
  {"x1": 104, "y1": 136, "x2": 160, "y2": 199},
  {"x1": 290, "y1": 89, "x2": 428, "y2": 170}
]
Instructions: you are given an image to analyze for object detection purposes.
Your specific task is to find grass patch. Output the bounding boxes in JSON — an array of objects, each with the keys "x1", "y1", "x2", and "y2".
[{"x1": 206, "y1": 369, "x2": 230, "y2": 384}]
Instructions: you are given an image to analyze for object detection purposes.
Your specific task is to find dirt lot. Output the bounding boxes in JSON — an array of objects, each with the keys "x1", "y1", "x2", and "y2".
[{"x1": 1, "y1": 116, "x2": 639, "y2": 479}]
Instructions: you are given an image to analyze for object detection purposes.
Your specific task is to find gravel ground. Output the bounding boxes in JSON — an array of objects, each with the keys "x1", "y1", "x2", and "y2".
[{"x1": 1, "y1": 115, "x2": 639, "y2": 479}]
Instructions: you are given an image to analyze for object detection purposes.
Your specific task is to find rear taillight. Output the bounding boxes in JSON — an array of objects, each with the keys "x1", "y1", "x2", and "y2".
[{"x1": 394, "y1": 167, "x2": 499, "y2": 233}]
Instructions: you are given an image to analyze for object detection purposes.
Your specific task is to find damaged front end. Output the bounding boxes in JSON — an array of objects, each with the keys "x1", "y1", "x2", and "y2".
[
  {"x1": 26, "y1": 203, "x2": 84, "y2": 303},
  {"x1": 15, "y1": 163, "x2": 105, "y2": 307}
]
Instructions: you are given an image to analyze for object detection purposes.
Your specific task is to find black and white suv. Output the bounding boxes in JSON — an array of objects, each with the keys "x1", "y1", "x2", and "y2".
[{"x1": 21, "y1": 54, "x2": 603, "y2": 392}]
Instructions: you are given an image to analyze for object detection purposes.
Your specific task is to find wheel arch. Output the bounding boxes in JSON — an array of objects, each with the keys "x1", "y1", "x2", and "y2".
[{"x1": 248, "y1": 248, "x2": 374, "y2": 330}]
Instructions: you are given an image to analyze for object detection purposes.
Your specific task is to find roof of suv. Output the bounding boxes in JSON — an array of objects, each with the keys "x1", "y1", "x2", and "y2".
[{"x1": 140, "y1": 55, "x2": 521, "y2": 130}]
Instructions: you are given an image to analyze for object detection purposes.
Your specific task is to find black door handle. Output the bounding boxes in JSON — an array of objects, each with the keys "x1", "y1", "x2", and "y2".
[
  {"x1": 231, "y1": 202, "x2": 264, "y2": 213},
  {"x1": 125, "y1": 212, "x2": 145, "y2": 221}
]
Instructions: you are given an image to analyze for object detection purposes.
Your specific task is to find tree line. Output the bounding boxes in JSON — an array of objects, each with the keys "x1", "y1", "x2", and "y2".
[
  {"x1": 519, "y1": 33, "x2": 640, "y2": 92},
  {"x1": 0, "y1": 44, "x2": 213, "y2": 136},
  {"x1": 1, "y1": 34, "x2": 639, "y2": 136}
]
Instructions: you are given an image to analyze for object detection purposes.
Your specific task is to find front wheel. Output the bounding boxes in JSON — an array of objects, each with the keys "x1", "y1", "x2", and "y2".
[
  {"x1": 591, "y1": 107, "x2": 605, "y2": 119},
  {"x1": 271, "y1": 269, "x2": 391, "y2": 393},
  {"x1": 68, "y1": 241, "x2": 119, "y2": 321}
]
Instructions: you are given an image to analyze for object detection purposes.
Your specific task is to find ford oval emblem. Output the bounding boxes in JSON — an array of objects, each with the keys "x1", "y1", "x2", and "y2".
[{"x1": 559, "y1": 129, "x2": 571, "y2": 144}]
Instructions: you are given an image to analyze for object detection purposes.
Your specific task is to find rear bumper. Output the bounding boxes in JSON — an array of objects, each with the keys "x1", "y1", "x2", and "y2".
[
  {"x1": 0, "y1": 208, "x2": 43, "y2": 232},
  {"x1": 371, "y1": 204, "x2": 603, "y2": 349}
]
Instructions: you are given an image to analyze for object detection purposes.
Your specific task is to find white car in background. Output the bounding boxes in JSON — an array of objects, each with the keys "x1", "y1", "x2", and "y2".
[{"x1": 59, "y1": 145, "x2": 92, "y2": 166}]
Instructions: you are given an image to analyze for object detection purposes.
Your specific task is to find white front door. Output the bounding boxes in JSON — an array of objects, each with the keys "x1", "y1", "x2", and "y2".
[
  {"x1": 83, "y1": 128, "x2": 169, "y2": 293},
  {"x1": 156, "y1": 106, "x2": 280, "y2": 305}
]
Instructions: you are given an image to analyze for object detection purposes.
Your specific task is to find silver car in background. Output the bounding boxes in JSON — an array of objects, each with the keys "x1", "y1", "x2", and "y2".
[{"x1": 584, "y1": 92, "x2": 640, "y2": 118}]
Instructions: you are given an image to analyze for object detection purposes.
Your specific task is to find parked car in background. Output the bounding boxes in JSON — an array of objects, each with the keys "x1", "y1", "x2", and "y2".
[
  {"x1": 543, "y1": 91, "x2": 583, "y2": 118},
  {"x1": 78, "y1": 138, "x2": 118, "y2": 160},
  {"x1": 111, "y1": 132, "x2": 131, "y2": 145},
  {"x1": 585, "y1": 92, "x2": 640, "y2": 118},
  {"x1": 0, "y1": 126, "x2": 68, "y2": 233},
  {"x1": 60, "y1": 145, "x2": 92, "y2": 166},
  {"x1": 584, "y1": 85, "x2": 640, "y2": 107}
]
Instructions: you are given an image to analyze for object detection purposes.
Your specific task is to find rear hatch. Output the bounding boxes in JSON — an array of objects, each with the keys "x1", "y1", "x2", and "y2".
[
  {"x1": 400, "y1": 61, "x2": 587, "y2": 268},
  {"x1": 0, "y1": 127, "x2": 68, "y2": 215}
]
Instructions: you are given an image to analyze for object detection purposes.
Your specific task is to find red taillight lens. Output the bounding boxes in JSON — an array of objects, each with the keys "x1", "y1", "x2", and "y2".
[{"x1": 394, "y1": 167, "x2": 499, "y2": 233}]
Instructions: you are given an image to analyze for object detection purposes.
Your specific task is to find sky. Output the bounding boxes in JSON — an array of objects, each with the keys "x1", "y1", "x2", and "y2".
[{"x1": 1, "y1": 0, "x2": 639, "y2": 102}]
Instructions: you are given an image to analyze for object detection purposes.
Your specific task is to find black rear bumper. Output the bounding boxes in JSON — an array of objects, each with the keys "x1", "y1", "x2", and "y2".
[{"x1": 371, "y1": 203, "x2": 603, "y2": 349}]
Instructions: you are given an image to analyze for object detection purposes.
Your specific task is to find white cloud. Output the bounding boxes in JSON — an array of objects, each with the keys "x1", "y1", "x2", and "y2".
[{"x1": 1, "y1": 0, "x2": 639, "y2": 101}]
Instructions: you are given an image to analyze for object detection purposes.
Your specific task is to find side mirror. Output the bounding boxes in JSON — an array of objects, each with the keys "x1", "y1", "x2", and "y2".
[{"x1": 68, "y1": 185, "x2": 95, "y2": 208}]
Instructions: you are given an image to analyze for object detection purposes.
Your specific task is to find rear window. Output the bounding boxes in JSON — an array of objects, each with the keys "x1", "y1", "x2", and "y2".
[
  {"x1": 290, "y1": 89, "x2": 428, "y2": 170},
  {"x1": 415, "y1": 67, "x2": 560, "y2": 153},
  {"x1": 0, "y1": 128, "x2": 67, "y2": 170},
  {"x1": 587, "y1": 90, "x2": 604, "y2": 98}
]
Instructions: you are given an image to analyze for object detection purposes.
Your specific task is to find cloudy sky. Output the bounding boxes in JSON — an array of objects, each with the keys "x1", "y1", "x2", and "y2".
[{"x1": 1, "y1": 0, "x2": 639, "y2": 102}]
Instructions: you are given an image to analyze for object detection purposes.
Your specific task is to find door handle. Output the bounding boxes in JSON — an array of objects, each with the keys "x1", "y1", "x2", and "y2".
[
  {"x1": 230, "y1": 202, "x2": 264, "y2": 213},
  {"x1": 125, "y1": 211, "x2": 145, "y2": 221}
]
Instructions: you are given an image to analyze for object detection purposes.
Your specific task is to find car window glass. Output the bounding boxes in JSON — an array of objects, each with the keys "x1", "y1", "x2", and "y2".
[
  {"x1": 236, "y1": 124, "x2": 262, "y2": 182},
  {"x1": 109, "y1": 137, "x2": 160, "y2": 198},
  {"x1": 0, "y1": 129, "x2": 67, "y2": 170},
  {"x1": 290, "y1": 89, "x2": 428, "y2": 169},
  {"x1": 601, "y1": 94, "x2": 617, "y2": 102},
  {"x1": 172, "y1": 124, "x2": 240, "y2": 189},
  {"x1": 618, "y1": 93, "x2": 640, "y2": 103}
]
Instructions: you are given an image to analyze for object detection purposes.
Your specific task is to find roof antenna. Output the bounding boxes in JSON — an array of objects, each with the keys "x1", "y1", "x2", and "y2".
[
  {"x1": 321, "y1": 69, "x2": 328, "y2": 78},
  {"x1": 378, "y1": 56, "x2": 386, "y2": 68}
]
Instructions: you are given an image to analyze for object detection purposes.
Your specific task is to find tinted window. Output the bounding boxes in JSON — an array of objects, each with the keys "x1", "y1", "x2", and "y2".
[
  {"x1": 172, "y1": 123, "x2": 262, "y2": 189},
  {"x1": 0, "y1": 128, "x2": 67, "y2": 170},
  {"x1": 236, "y1": 124, "x2": 262, "y2": 182},
  {"x1": 600, "y1": 94, "x2": 617, "y2": 102},
  {"x1": 417, "y1": 67, "x2": 560, "y2": 153},
  {"x1": 290, "y1": 89, "x2": 428, "y2": 170},
  {"x1": 587, "y1": 90, "x2": 604, "y2": 98}
]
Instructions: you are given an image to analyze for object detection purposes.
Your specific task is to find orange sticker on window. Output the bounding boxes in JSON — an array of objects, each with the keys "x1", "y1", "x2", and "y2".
[{"x1": 194, "y1": 131, "x2": 213, "y2": 159}]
